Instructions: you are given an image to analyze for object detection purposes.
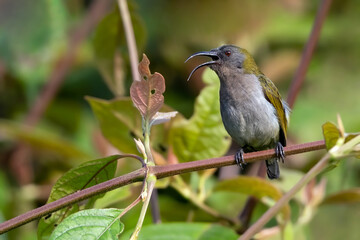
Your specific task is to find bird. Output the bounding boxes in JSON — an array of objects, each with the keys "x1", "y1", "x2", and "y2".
[{"x1": 185, "y1": 45, "x2": 290, "y2": 179}]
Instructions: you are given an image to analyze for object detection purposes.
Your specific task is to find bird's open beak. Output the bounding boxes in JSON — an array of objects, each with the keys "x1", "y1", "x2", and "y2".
[{"x1": 185, "y1": 51, "x2": 219, "y2": 81}]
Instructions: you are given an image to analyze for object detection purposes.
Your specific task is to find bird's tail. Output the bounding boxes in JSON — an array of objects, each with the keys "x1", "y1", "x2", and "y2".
[{"x1": 265, "y1": 159, "x2": 280, "y2": 179}]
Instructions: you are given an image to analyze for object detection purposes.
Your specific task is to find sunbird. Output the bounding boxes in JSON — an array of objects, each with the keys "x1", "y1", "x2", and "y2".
[{"x1": 186, "y1": 45, "x2": 290, "y2": 179}]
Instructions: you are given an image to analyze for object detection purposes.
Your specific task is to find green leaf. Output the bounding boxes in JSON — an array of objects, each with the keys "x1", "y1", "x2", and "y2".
[
  {"x1": 321, "y1": 188, "x2": 360, "y2": 205},
  {"x1": 92, "y1": 6, "x2": 146, "y2": 95},
  {"x1": 214, "y1": 176, "x2": 290, "y2": 221},
  {"x1": 94, "y1": 186, "x2": 132, "y2": 209},
  {"x1": 93, "y1": 10, "x2": 122, "y2": 60},
  {"x1": 322, "y1": 121, "x2": 360, "y2": 152},
  {"x1": 38, "y1": 155, "x2": 120, "y2": 239},
  {"x1": 206, "y1": 192, "x2": 247, "y2": 219},
  {"x1": 119, "y1": 223, "x2": 238, "y2": 240},
  {"x1": 322, "y1": 121, "x2": 360, "y2": 160},
  {"x1": 169, "y1": 68, "x2": 231, "y2": 162},
  {"x1": 49, "y1": 208, "x2": 124, "y2": 240},
  {"x1": 322, "y1": 122, "x2": 341, "y2": 151},
  {"x1": 86, "y1": 97, "x2": 141, "y2": 154}
]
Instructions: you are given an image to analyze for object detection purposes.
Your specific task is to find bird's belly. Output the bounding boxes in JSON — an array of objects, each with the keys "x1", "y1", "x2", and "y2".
[{"x1": 220, "y1": 98, "x2": 280, "y2": 150}]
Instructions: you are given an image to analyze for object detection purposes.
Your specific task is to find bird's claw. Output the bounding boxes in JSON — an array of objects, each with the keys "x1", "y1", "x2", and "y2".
[
  {"x1": 275, "y1": 142, "x2": 285, "y2": 163},
  {"x1": 235, "y1": 149, "x2": 246, "y2": 169}
]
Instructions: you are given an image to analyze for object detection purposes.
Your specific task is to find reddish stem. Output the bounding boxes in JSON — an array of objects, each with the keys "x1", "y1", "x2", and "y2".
[{"x1": 287, "y1": 0, "x2": 333, "y2": 108}]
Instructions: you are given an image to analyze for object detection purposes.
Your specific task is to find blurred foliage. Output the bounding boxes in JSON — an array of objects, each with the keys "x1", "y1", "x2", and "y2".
[
  {"x1": 0, "y1": 0, "x2": 360, "y2": 239},
  {"x1": 215, "y1": 176, "x2": 291, "y2": 222}
]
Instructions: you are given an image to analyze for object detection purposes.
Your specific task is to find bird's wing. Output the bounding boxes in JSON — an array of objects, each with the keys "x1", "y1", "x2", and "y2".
[{"x1": 259, "y1": 74, "x2": 288, "y2": 145}]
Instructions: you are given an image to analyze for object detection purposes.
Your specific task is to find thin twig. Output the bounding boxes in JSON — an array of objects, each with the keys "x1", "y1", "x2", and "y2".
[
  {"x1": 239, "y1": 152, "x2": 330, "y2": 240},
  {"x1": 0, "y1": 140, "x2": 325, "y2": 234},
  {"x1": 99, "y1": 196, "x2": 141, "y2": 237},
  {"x1": 117, "y1": 0, "x2": 140, "y2": 82},
  {"x1": 130, "y1": 175, "x2": 156, "y2": 239},
  {"x1": 286, "y1": 0, "x2": 333, "y2": 108}
]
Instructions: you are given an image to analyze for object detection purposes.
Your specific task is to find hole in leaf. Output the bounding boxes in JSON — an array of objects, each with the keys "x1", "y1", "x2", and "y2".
[
  {"x1": 151, "y1": 89, "x2": 156, "y2": 94},
  {"x1": 44, "y1": 214, "x2": 52, "y2": 220},
  {"x1": 143, "y1": 76, "x2": 147, "y2": 80},
  {"x1": 129, "y1": 131, "x2": 136, "y2": 138},
  {"x1": 158, "y1": 144, "x2": 167, "y2": 152}
]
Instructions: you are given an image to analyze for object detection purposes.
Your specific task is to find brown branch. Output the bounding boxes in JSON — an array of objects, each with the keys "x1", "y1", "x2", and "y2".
[
  {"x1": 286, "y1": 0, "x2": 333, "y2": 108},
  {"x1": 0, "y1": 140, "x2": 325, "y2": 234}
]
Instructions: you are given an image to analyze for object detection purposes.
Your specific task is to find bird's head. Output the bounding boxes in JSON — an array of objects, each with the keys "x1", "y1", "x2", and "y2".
[{"x1": 185, "y1": 45, "x2": 260, "y2": 81}]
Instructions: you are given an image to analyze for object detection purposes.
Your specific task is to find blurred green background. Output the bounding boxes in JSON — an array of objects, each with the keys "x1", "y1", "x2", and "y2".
[{"x1": 0, "y1": 0, "x2": 360, "y2": 239}]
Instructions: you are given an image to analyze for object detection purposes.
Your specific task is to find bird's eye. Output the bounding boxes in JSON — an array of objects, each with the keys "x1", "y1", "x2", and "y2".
[{"x1": 225, "y1": 50, "x2": 231, "y2": 57}]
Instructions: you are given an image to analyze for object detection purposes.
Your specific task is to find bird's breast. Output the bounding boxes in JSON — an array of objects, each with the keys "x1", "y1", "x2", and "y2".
[{"x1": 219, "y1": 74, "x2": 280, "y2": 149}]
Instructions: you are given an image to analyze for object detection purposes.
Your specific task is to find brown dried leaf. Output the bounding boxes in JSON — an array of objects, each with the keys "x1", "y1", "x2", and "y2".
[{"x1": 130, "y1": 54, "x2": 166, "y2": 120}]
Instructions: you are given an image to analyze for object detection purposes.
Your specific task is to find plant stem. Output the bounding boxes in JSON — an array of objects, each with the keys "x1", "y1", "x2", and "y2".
[
  {"x1": 239, "y1": 153, "x2": 330, "y2": 240},
  {"x1": 117, "y1": 0, "x2": 140, "y2": 82},
  {"x1": 130, "y1": 174, "x2": 156, "y2": 240},
  {"x1": 143, "y1": 119, "x2": 154, "y2": 164}
]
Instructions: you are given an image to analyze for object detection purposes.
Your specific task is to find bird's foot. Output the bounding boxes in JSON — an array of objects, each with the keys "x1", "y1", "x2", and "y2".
[
  {"x1": 235, "y1": 148, "x2": 246, "y2": 169},
  {"x1": 275, "y1": 142, "x2": 285, "y2": 163}
]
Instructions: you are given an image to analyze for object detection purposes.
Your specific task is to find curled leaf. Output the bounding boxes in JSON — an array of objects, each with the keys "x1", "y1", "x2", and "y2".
[
  {"x1": 134, "y1": 138, "x2": 146, "y2": 158},
  {"x1": 322, "y1": 122, "x2": 341, "y2": 151},
  {"x1": 150, "y1": 111, "x2": 178, "y2": 126},
  {"x1": 322, "y1": 121, "x2": 360, "y2": 158},
  {"x1": 130, "y1": 54, "x2": 166, "y2": 120}
]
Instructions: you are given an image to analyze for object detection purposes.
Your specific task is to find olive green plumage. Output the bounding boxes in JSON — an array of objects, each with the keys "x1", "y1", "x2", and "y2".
[{"x1": 239, "y1": 47, "x2": 288, "y2": 144}]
